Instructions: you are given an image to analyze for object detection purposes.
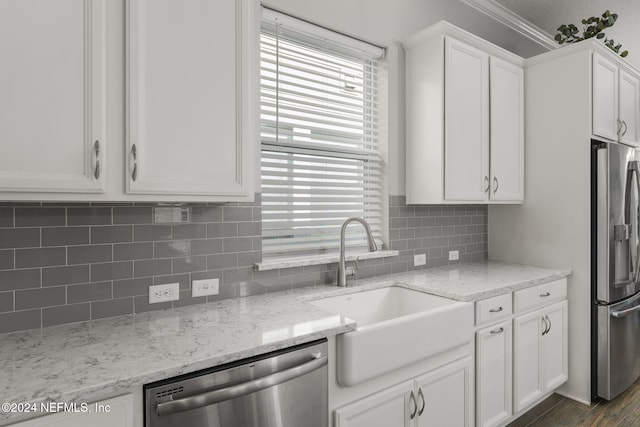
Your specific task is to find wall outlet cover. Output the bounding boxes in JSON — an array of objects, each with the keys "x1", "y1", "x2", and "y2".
[
  {"x1": 192, "y1": 278, "x2": 220, "y2": 298},
  {"x1": 449, "y1": 250, "x2": 459, "y2": 261},
  {"x1": 149, "y1": 283, "x2": 179, "y2": 304},
  {"x1": 414, "y1": 253, "x2": 427, "y2": 266}
]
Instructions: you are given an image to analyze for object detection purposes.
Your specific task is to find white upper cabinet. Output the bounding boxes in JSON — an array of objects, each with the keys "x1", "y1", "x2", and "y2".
[
  {"x1": 619, "y1": 69, "x2": 640, "y2": 146},
  {"x1": 0, "y1": 0, "x2": 106, "y2": 194},
  {"x1": 127, "y1": 0, "x2": 253, "y2": 198},
  {"x1": 593, "y1": 52, "x2": 640, "y2": 147},
  {"x1": 490, "y1": 57, "x2": 524, "y2": 202},
  {"x1": 444, "y1": 38, "x2": 489, "y2": 202},
  {"x1": 403, "y1": 22, "x2": 524, "y2": 205}
]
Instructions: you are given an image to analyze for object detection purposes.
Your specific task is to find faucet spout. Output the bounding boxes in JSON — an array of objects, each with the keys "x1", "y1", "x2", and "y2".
[{"x1": 337, "y1": 217, "x2": 378, "y2": 287}]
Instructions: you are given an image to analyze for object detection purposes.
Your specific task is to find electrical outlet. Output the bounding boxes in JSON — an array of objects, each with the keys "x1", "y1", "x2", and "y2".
[
  {"x1": 414, "y1": 253, "x2": 426, "y2": 266},
  {"x1": 449, "y1": 250, "x2": 459, "y2": 261},
  {"x1": 148, "y1": 283, "x2": 179, "y2": 304},
  {"x1": 192, "y1": 278, "x2": 220, "y2": 298}
]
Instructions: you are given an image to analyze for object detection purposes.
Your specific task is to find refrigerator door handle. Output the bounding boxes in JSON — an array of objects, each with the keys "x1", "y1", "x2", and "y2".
[
  {"x1": 627, "y1": 161, "x2": 640, "y2": 282},
  {"x1": 611, "y1": 301, "x2": 640, "y2": 318}
]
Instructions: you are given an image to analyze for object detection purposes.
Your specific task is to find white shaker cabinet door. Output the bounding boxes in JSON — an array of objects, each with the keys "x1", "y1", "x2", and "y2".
[
  {"x1": 127, "y1": 0, "x2": 254, "y2": 198},
  {"x1": 489, "y1": 57, "x2": 524, "y2": 202},
  {"x1": 619, "y1": 69, "x2": 640, "y2": 147},
  {"x1": 513, "y1": 308, "x2": 544, "y2": 413},
  {"x1": 593, "y1": 53, "x2": 620, "y2": 141},
  {"x1": 444, "y1": 38, "x2": 489, "y2": 202},
  {"x1": 476, "y1": 321, "x2": 512, "y2": 427},
  {"x1": 0, "y1": 0, "x2": 106, "y2": 193},
  {"x1": 415, "y1": 356, "x2": 473, "y2": 427},
  {"x1": 542, "y1": 300, "x2": 569, "y2": 392},
  {"x1": 334, "y1": 380, "x2": 413, "y2": 427}
]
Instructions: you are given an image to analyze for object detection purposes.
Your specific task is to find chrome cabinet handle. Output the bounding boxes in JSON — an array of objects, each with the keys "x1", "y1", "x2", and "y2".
[
  {"x1": 622, "y1": 120, "x2": 628, "y2": 137},
  {"x1": 131, "y1": 144, "x2": 138, "y2": 181},
  {"x1": 490, "y1": 327, "x2": 504, "y2": 334},
  {"x1": 493, "y1": 176, "x2": 499, "y2": 193},
  {"x1": 484, "y1": 176, "x2": 490, "y2": 193},
  {"x1": 540, "y1": 292, "x2": 551, "y2": 297},
  {"x1": 157, "y1": 354, "x2": 327, "y2": 416},
  {"x1": 546, "y1": 315, "x2": 551, "y2": 335},
  {"x1": 409, "y1": 390, "x2": 417, "y2": 420},
  {"x1": 417, "y1": 387, "x2": 425, "y2": 416},
  {"x1": 618, "y1": 119, "x2": 623, "y2": 136},
  {"x1": 489, "y1": 306, "x2": 503, "y2": 313},
  {"x1": 541, "y1": 316, "x2": 548, "y2": 336},
  {"x1": 93, "y1": 140, "x2": 100, "y2": 179}
]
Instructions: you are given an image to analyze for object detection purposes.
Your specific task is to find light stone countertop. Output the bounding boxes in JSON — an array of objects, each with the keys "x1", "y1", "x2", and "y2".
[{"x1": 0, "y1": 261, "x2": 570, "y2": 426}]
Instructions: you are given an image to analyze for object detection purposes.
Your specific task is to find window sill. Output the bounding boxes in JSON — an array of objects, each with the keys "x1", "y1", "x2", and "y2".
[{"x1": 254, "y1": 250, "x2": 399, "y2": 271}]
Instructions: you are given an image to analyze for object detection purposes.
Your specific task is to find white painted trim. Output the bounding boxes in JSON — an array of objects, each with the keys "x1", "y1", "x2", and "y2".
[{"x1": 461, "y1": 0, "x2": 558, "y2": 51}]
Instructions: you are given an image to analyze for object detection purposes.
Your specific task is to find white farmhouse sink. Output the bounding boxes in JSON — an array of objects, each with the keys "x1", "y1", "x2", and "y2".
[{"x1": 309, "y1": 286, "x2": 473, "y2": 386}]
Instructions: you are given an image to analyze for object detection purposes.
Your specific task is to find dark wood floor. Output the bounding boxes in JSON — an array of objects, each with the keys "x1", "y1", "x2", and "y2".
[{"x1": 507, "y1": 379, "x2": 640, "y2": 427}]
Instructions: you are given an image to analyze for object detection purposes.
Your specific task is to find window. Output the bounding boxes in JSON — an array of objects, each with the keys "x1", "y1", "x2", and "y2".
[{"x1": 260, "y1": 8, "x2": 385, "y2": 258}]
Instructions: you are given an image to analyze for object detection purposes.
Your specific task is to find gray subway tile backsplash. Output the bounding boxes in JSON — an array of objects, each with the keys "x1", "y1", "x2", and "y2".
[
  {"x1": 42, "y1": 303, "x2": 90, "y2": 327},
  {"x1": 0, "y1": 291, "x2": 13, "y2": 313},
  {"x1": 0, "y1": 250, "x2": 13, "y2": 270},
  {"x1": 0, "y1": 195, "x2": 487, "y2": 334},
  {"x1": 15, "y1": 247, "x2": 66, "y2": 268},
  {"x1": 0, "y1": 309, "x2": 41, "y2": 334},
  {"x1": 0, "y1": 207, "x2": 14, "y2": 227},
  {"x1": 91, "y1": 261, "x2": 134, "y2": 282},
  {"x1": 42, "y1": 265, "x2": 90, "y2": 287},
  {"x1": 67, "y1": 207, "x2": 112, "y2": 226},
  {"x1": 15, "y1": 207, "x2": 65, "y2": 227},
  {"x1": 15, "y1": 286, "x2": 66, "y2": 310},
  {"x1": 0, "y1": 228, "x2": 40, "y2": 249},
  {"x1": 91, "y1": 297, "x2": 134, "y2": 320},
  {"x1": 67, "y1": 281, "x2": 112, "y2": 304},
  {"x1": 42, "y1": 226, "x2": 89, "y2": 247},
  {"x1": 67, "y1": 244, "x2": 112, "y2": 265},
  {"x1": 91, "y1": 225, "x2": 133, "y2": 244}
]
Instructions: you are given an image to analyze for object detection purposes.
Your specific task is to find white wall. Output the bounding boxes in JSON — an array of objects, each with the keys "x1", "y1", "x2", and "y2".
[{"x1": 262, "y1": 0, "x2": 548, "y2": 196}]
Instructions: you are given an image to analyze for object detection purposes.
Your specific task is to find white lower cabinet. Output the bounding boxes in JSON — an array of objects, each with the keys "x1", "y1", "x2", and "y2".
[
  {"x1": 10, "y1": 394, "x2": 133, "y2": 427},
  {"x1": 415, "y1": 357, "x2": 473, "y2": 427},
  {"x1": 334, "y1": 357, "x2": 472, "y2": 427},
  {"x1": 476, "y1": 320, "x2": 512, "y2": 427},
  {"x1": 513, "y1": 300, "x2": 568, "y2": 413}
]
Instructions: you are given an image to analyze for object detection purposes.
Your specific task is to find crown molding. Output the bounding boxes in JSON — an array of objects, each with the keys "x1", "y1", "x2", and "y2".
[{"x1": 461, "y1": 0, "x2": 559, "y2": 51}]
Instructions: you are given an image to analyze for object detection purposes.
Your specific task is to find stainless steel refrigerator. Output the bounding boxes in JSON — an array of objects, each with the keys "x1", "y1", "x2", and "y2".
[{"x1": 593, "y1": 140, "x2": 640, "y2": 400}]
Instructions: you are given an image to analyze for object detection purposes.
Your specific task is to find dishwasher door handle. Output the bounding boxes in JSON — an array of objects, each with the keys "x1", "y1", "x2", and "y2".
[{"x1": 156, "y1": 354, "x2": 328, "y2": 417}]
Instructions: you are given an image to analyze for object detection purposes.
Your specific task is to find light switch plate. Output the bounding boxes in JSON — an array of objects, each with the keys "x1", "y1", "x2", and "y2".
[
  {"x1": 192, "y1": 279, "x2": 220, "y2": 298},
  {"x1": 449, "y1": 250, "x2": 459, "y2": 261},
  {"x1": 149, "y1": 283, "x2": 179, "y2": 304},
  {"x1": 414, "y1": 253, "x2": 426, "y2": 266}
]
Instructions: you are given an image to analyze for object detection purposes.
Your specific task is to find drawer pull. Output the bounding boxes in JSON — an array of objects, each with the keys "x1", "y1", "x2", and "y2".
[
  {"x1": 489, "y1": 306, "x2": 503, "y2": 313},
  {"x1": 490, "y1": 327, "x2": 504, "y2": 334},
  {"x1": 539, "y1": 292, "x2": 551, "y2": 297}
]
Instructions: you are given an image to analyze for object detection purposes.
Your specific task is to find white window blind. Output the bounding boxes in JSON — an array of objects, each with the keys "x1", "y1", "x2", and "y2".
[{"x1": 260, "y1": 9, "x2": 385, "y2": 257}]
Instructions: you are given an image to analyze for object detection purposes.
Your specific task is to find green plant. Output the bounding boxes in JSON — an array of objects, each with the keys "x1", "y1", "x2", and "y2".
[{"x1": 555, "y1": 10, "x2": 628, "y2": 58}]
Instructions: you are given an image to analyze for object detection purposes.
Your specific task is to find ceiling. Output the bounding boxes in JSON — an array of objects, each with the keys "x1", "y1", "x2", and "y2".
[{"x1": 494, "y1": 0, "x2": 640, "y2": 67}]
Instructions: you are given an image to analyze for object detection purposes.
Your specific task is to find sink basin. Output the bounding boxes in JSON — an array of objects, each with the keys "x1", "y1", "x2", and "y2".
[{"x1": 309, "y1": 286, "x2": 473, "y2": 386}]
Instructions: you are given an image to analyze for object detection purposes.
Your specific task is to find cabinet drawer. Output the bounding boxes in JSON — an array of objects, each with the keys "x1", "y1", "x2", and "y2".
[
  {"x1": 513, "y1": 279, "x2": 567, "y2": 313},
  {"x1": 475, "y1": 293, "x2": 512, "y2": 326}
]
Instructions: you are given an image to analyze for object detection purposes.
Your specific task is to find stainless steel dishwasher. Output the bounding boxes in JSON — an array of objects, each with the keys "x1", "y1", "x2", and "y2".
[{"x1": 145, "y1": 339, "x2": 328, "y2": 427}]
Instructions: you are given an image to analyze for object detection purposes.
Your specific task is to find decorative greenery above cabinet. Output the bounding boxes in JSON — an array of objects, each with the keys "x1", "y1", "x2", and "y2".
[{"x1": 402, "y1": 22, "x2": 524, "y2": 205}]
